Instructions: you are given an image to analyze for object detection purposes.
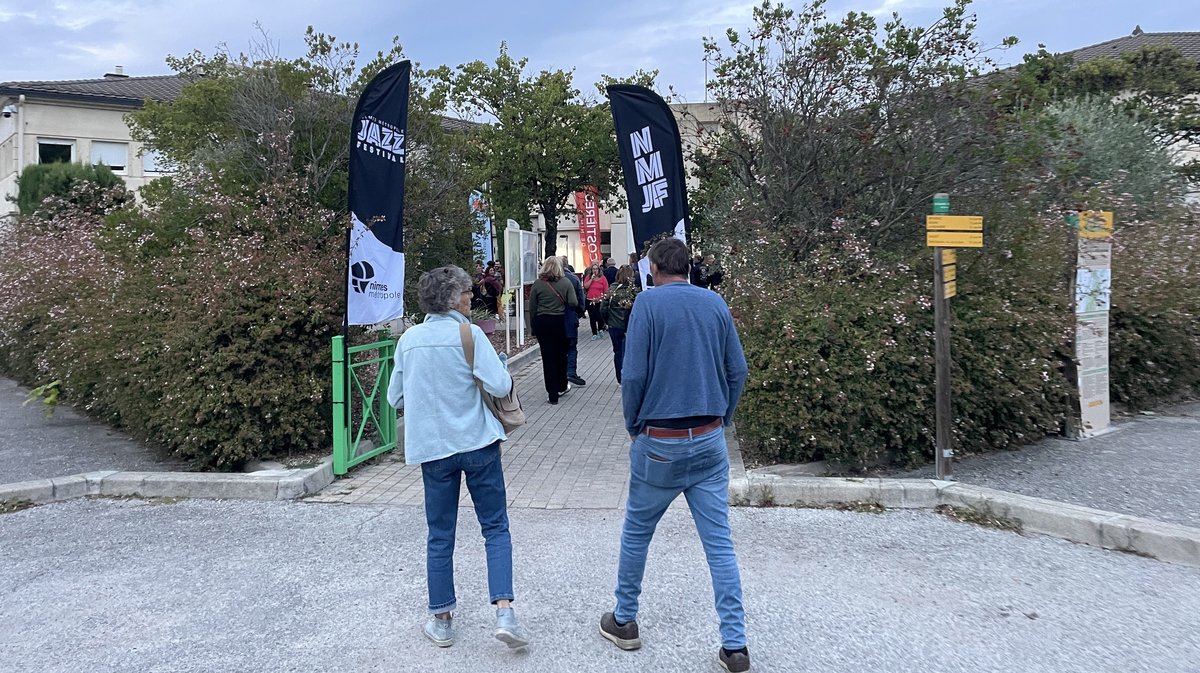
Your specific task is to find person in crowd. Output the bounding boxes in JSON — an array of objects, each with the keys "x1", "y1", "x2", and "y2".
[
  {"x1": 603, "y1": 257, "x2": 619, "y2": 285},
  {"x1": 560, "y1": 256, "x2": 588, "y2": 386},
  {"x1": 529, "y1": 257, "x2": 579, "y2": 404},
  {"x1": 386, "y1": 266, "x2": 531, "y2": 650},
  {"x1": 598, "y1": 238, "x2": 750, "y2": 673},
  {"x1": 601, "y1": 264, "x2": 638, "y2": 384},
  {"x1": 582, "y1": 261, "x2": 610, "y2": 340},
  {"x1": 481, "y1": 267, "x2": 503, "y2": 315},
  {"x1": 703, "y1": 254, "x2": 724, "y2": 291},
  {"x1": 690, "y1": 254, "x2": 706, "y2": 286},
  {"x1": 629, "y1": 252, "x2": 644, "y2": 290}
]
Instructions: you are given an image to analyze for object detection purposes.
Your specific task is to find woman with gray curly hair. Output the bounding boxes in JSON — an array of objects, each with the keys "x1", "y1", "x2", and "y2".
[{"x1": 386, "y1": 265, "x2": 531, "y2": 650}]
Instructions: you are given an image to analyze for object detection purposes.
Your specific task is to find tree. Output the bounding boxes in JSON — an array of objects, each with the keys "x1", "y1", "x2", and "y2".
[
  {"x1": 1007, "y1": 44, "x2": 1200, "y2": 182},
  {"x1": 697, "y1": 0, "x2": 1018, "y2": 256},
  {"x1": 126, "y1": 28, "x2": 478, "y2": 283},
  {"x1": 438, "y1": 44, "x2": 654, "y2": 257}
]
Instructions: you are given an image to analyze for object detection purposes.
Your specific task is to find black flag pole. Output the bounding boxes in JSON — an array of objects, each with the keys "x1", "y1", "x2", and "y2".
[
  {"x1": 607, "y1": 84, "x2": 691, "y2": 285},
  {"x1": 343, "y1": 60, "x2": 412, "y2": 436}
]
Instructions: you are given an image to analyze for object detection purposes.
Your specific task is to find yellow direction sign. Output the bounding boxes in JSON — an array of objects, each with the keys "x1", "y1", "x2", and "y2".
[
  {"x1": 927, "y1": 215, "x2": 983, "y2": 231},
  {"x1": 927, "y1": 231, "x2": 982, "y2": 248},
  {"x1": 943, "y1": 249, "x2": 956, "y2": 265},
  {"x1": 944, "y1": 280, "x2": 957, "y2": 298},
  {"x1": 1079, "y1": 210, "x2": 1113, "y2": 239},
  {"x1": 943, "y1": 264, "x2": 957, "y2": 282}
]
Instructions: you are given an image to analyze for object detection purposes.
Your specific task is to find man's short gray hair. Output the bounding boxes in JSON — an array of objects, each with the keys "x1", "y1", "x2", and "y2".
[{"x1": 417, "y1": 265, "x2": 472, "y2": 314}]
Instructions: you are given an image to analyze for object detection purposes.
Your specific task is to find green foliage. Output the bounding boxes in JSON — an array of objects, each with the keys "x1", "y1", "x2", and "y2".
[
  {"x1": 0, "y1": 28, "x2": 478, "y2": 469},
  {"x1": 1007, "y1": 43, "x2": 1200, "y2": 182},
  {"x1": 698, "y1": 0, "x2": 1200, "y2": 467},
  {"x1": 21, "y1": 379, "x2": 61, "y2": 417},
  {"x1": 437, "y1": 43, "x2": 655, "y2": 256},
  {"x1": 0, "y1": 174, "x2": 344, "y2": 470},
  {"x1": 14, "y1": 162, "x2": 126, "y2": 216}
]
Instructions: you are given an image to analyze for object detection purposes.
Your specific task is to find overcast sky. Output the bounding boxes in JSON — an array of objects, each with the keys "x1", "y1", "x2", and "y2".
[{"x1": 1, "y1": 0, "x2": 1194, "y2": 105}]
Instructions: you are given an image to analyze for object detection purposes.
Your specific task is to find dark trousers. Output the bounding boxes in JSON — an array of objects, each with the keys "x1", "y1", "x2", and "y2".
[
  {"x1": 609, "y1": 327, "x2": 626, "y2": 383},
  {"x1": 564, "y1": 309, "x2": 579, "y2": 377},
  {"x1": 532, "y1": 313, "x2": 568, "y2": 401},
  {"x1": 587, "y1": 302, "x2": 605, "y2": 335}
]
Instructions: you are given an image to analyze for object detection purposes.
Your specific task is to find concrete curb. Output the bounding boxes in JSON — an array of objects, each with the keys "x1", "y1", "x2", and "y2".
[
  {"x1": 730, "y1": 472, "x2": 1200, "y2": 568},
  {"x1": 0, "y1": 459, "x2": 334, "y2": 505},
  {"x1": 505, "y1": 341, "x2": 541, "y2": 372}
]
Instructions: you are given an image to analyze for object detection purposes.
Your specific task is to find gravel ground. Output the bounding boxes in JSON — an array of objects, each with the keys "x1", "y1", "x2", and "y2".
[
  {"x1": 0, "y1": 377, "x2": 183, "y2": 484},
  {"x1": 2, "y1": 498, "x2": 1198, "y2": 673},
  {"x1": 894, "y1": 401, "x2": 1200, "y2": 528}
]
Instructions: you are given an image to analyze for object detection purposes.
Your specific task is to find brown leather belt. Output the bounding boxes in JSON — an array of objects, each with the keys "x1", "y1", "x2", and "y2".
[{"x1": 641, "y1": 418, "x2": 723, "y2": 439}]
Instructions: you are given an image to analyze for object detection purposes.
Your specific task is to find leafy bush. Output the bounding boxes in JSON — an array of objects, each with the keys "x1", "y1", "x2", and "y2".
[
  {"x1": 696, "y1": 3, "x2": 1200, "y2": 468},
  {"x1": 727, "y1": 217, "x2": 1075, "y2": 467},
  {"x1": 14, "y1": 162, "x2": 127, "y2": 216},
  {"x1": 0, "y1": 175, "x2": 343, "y2": 469}
]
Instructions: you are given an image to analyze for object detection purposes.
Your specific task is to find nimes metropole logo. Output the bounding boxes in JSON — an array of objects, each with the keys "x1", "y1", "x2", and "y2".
[{"x1": 350, "y1": 260, "x2": 375, "y2": 293}]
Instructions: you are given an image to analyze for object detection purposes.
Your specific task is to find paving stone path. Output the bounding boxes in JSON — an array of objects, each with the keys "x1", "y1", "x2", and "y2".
[{"x1": 310, "y1": 333, "x2": 675, "y2": 509}]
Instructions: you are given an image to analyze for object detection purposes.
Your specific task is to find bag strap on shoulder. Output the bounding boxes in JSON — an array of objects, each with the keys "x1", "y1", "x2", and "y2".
[{"x1": 458, "y1": 322, "x2": 475, "y2": 371}]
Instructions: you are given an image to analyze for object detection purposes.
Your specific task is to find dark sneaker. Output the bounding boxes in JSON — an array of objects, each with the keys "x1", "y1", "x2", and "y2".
[
  {"x1": 558, "y1": 383, "x2": 572, "y2": 398},
  {"x1": 567, "y1": 375, "x2": 587, "y2": 386},
  {"x1": 599, "y1": 612, "x2": 641, "y2": 650},
  {"x1": 719, "y1": 647, "x2": 751, "y2": 672}
]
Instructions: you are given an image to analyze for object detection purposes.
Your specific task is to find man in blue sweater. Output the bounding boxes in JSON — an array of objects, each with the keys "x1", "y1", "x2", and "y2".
[{"x1": 599, "y1": 238, "x2": 751, "y2": 673}]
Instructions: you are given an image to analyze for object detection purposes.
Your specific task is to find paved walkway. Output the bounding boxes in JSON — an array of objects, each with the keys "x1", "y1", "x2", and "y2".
[
  {"x1": 311, "y1": 334, "x2": 652, "y2": 509},
  {"x1": 4, "y1": 498, "x2": 1199, "y2": 673},
  {"x1": 892, "y1": 401, "x2": 1200, "y2": 529},
  {"x1": 0, "y1": 377, "x2": 183, "y2": 484}
]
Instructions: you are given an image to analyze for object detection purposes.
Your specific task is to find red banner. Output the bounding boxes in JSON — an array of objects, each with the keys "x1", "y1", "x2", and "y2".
[{"x1": 574, "y1": 186, "x2": 601, "y2": 267}]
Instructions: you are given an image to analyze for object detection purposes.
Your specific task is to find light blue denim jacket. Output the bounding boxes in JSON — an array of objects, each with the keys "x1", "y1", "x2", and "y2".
[{"x1": 387, "y1": 311, "x2": 512, "y2": 465}]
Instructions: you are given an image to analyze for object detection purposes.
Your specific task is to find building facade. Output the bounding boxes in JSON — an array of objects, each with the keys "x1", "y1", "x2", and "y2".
[{"x1": 0, "y1": 69, "x2": 184, "y2": 217}]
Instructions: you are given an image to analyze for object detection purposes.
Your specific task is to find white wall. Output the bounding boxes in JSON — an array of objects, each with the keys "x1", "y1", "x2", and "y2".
[{"x1": 0, "y1": 99, "x2": 166, "y2": 215}]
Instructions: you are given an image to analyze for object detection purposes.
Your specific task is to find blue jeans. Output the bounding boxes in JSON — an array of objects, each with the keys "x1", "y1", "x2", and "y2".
[
  {"x1": 421, "y1": 441, "x2": 514, "y2": 613},
  {"x1": 614, "y1": 427, "x2": 746, "y2": 649},
  {"x1": 608, "y1": 327, "x2": 626, "y2": 383}
]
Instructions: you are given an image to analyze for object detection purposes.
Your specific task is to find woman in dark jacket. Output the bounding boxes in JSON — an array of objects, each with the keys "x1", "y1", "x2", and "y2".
[
  {"x1": 528, "y1": 256, "x2": 579, "y2": 404},
  {"x1": 601, "y1": 265, "x2": 639, "y2": 384}
]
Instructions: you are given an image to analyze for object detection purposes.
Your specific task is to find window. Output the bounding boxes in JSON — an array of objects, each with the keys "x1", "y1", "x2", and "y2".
[
  {"x1": 90, "y1": 141, "x2": 128, "y2": 173},
  {"x1": 38, "y1": 138, "x2": 74, "y2": 164},
  {"x1": 142, "y1": 149, "x2": 167, "y2": 174}
]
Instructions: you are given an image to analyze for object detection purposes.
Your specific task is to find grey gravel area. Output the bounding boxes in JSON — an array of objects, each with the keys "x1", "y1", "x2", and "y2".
[
  {"x1": 895, "y1": 401, "x2": 1200, "y2": 529},
  {"x1": 0, "y1": 376, "x2": 183, "y2": 484},
  {"x1": 2, "y1": 498, "x2": 1198, "y2": 673}
]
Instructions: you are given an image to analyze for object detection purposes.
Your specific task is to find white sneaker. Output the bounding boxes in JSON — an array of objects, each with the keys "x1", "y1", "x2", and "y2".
[{"x1": 424, "y1": 615, "x2": 455, "y2": 647}]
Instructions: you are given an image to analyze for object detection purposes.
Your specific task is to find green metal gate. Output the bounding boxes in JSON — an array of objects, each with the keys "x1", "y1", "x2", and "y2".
[{"x1": 331, "y1": 335, "x2": 398, "y2": 475}]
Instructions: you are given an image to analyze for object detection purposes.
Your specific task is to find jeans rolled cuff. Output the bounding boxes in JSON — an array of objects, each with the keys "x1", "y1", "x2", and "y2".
[
  {"x1": 490, "y1": 593, "x2": 515, "y2": 605},
  {"x1": 428, "y1": 599, "x2": 456, "y2": 615}
]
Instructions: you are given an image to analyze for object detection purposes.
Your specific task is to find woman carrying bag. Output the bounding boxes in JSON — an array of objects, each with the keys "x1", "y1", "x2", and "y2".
[
  {"x1": 529, "y1": 256, "x2": 579, "y2": 404},
  {"x1": 386, "y1": 265, "x2": 532, "y2": 650},
  {"x1": 602, "y1": 264, "x2": 639, "y2": 384}
]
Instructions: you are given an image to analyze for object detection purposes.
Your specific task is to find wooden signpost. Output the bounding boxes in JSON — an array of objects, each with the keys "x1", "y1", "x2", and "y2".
[{"x1": 927, "y1": 194, "x2": 982, "y2": 480}]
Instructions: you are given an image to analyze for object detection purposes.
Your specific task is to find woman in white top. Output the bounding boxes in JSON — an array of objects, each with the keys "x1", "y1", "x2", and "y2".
[{"x1": 387, "y1": 265, "x2": 531, "y2": 650}]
